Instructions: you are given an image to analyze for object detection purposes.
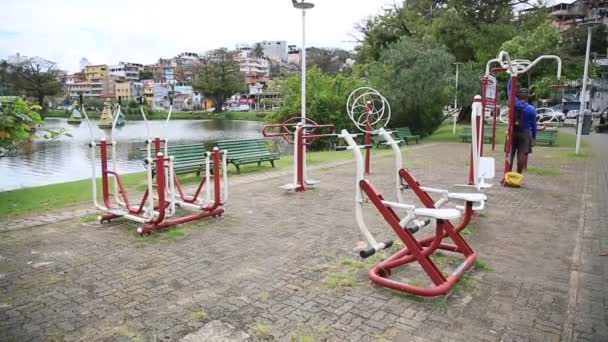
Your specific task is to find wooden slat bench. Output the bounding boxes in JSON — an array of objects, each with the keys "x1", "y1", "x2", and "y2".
[
  {"x1": 216, "y1": 138, "x2": 280, "y2": 173},
  {"x1": 138, "y1": 143, "x2": 209, "y2": 176},
  {"x1": 459, "y1": 126, "x2": 493, "y2": 143},
  {"x1": 395, "y1": 127, "x2": 420, "y2": 144},
  {"x1": 535, "y1": 130, "x2": 558, "y2": 146}
]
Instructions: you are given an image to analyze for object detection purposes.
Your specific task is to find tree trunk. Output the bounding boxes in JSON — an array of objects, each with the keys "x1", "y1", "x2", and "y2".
[
  {"x1": 37, "y1": 93, "x2": 46, "y2": 115},
  {"x1": 214, "y1": 100, "x2": 224, "y2": 113}
]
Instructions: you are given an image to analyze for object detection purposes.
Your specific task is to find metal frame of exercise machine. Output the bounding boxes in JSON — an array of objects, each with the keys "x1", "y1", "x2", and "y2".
[
  {"x1": 485, "y1": 51, "x2": 562, "y2": 180},
  {"x1": 262, "y1": 116, "x2": 335, "y2": 192}
]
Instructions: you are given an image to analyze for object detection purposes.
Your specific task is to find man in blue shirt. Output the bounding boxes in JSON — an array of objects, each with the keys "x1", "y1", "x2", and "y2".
[{"x1": 510, "y1": 88, "x2": 537, "y2": 173}]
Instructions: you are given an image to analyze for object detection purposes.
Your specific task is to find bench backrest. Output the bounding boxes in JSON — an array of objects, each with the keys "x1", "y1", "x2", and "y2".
[
  {"x1": 397, "y1": 127, "x2": 414, "y2": 135},
  {"x1": 138, "y1": 143, "x2": 207, "y2": 160},
  {"x1": 216, "y1": 139, "x2": 270, "y2": 156}
]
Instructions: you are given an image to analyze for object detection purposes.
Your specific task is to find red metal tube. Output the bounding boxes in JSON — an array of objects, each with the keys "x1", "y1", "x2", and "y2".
[{"x1": 504, "y1": 76, "x2": 517, "y2": 178}]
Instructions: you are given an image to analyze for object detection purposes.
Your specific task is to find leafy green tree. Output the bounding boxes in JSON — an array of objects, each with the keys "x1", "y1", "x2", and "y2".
[
  {"x1": 271, "y1": 66, "x2": 363, "y2": 149},
  {"x1": 306, "y1": 48, "x2": 352, "y2": 76},
  {"x1": 10, "y1": 57, "x2": 62, "y2": 113},
  {"x1": 368, "y1": 36, "x2": 454, "y2": 136},
  {"x1": 500, "y1": 21, "x2": 559, "y2": 59},
  {"x1": 193, "y1": 48, "x2": 245, "y2": 113},
  {"x1": 0, "y1": 98, "x2": 68, "y2": 159},
  {"x1": 138, "y1": 70, "x2": 153, "y2": 80},
  {"x1": 561, "y1": 25, "x2": 608, "y2": 57}
]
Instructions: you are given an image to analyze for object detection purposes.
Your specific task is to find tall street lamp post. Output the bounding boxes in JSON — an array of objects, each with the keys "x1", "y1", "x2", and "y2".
[{"x1": 292, "y1": 0, "x2": 315, "y2": 123}]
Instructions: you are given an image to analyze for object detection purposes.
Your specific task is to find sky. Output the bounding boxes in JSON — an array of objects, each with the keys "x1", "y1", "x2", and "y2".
[{"x1": 0, "y1": 0, "x2": 395, "y2": 73}]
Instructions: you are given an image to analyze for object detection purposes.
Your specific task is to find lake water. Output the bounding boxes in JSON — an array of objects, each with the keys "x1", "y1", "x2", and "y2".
[{"x1": 0, "y1": 118, "x2": 264, "y2": 191}]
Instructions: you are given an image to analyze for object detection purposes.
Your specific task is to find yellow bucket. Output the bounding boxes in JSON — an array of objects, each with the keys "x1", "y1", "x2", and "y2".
[{"x1": 504, "y1": 171, "x2": 524, "y2": 187}]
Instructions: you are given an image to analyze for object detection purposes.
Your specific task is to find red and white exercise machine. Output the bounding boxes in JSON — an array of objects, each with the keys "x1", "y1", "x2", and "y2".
[
  {"x1": 338, "y1": 92, "x2": 487, "y2": 296},
  {"x1": 346, "y1": 87, "x2": 391, "y2": 176},
  {"x1": 485, "y1": 51, "x2": 562, "y2": 181},
  {"x1": 80, "y1": 96, "x2": 227, "y2": 235},
  {"x1": 139, "y1": 100, "x2": 228, "y2": 219},
  {"x1": 262, "y1": 117, "x2": 335, "y2": 192}
]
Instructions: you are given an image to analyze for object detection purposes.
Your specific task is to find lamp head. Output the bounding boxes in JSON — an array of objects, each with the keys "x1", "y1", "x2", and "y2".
[{"x1": 292, "y1": 0, "x2": 314, "y2": 9}]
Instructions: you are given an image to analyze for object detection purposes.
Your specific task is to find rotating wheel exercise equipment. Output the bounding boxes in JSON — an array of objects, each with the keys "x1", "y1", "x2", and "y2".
[{"x1": 337, "y1": 89, "x2": 487, "y2": 296}]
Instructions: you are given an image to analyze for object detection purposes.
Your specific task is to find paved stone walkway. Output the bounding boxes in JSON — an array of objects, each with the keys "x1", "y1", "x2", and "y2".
[{"x1": 0, "y1": 136, "x2": 606, "y2": 342}]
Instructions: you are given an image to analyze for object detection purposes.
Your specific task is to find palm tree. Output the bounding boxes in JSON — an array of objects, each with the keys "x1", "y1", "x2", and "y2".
[{"x1": 252, "y1": 43, "x2": 265, "y2": 59}]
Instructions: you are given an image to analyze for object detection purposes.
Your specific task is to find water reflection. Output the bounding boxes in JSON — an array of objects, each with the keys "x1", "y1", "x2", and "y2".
[{"x1": 0, "y1": 118, "x2": 264, "y2": 191}]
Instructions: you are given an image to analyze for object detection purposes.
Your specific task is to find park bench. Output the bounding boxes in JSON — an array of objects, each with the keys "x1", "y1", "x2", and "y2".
[
  {"x1": 216, "y1": 138, "x2": 280, "y2": 173},
  {"x1": 535, "y1": 129, "x2": 558, "y2": 146},
  {"x1": 395, "y1": 127, "x2": 420, "y2": 144},
  {"x1": 459, "y1": 126, "x2": 493, "y2": 143},
  {"x1": 138, "y1": 143, "x2": 209, "y2": 176}
]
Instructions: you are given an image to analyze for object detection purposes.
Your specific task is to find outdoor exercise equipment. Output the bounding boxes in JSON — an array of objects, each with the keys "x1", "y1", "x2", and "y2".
[
  {"x1": 139, "y1": 98, "x2": 228, "y2": 215},
  {"x1": 469, "y1": 96, "x2": 495, "y2": 189},
  {"x1": 485, "y1": 51, "x2": 562, "y2": 181},
  {"x1": 338, "y1": 127, "x2": 486, "y2": 296},
  {"x1": 262, "y1": 116, "x2": 335, "y2": 192},
  {"x1": 80, "y1": 94, "x2": 226, "y2": 235},
  {"x1": 346, "y1": 87, "x2": 391, "y2": 175}
]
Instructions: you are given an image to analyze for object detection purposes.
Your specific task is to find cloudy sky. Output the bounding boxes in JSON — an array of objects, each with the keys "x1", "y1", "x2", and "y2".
[{"x1": 0, "y1": 0, "x2": 395, "y2": 72}]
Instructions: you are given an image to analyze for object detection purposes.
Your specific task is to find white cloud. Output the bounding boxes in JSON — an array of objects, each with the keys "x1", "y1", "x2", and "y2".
[{"x1": 0, "y1": 0, "x2": 393, "y2": 72}]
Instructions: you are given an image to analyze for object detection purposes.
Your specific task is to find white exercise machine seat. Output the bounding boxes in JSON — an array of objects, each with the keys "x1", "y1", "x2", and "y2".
[
  {"x1": 414, "y1": 208, "x2": 461, "y2": 220},
  {"x1": 447, "y1": 192, "x2": 487, "y2": 203}
]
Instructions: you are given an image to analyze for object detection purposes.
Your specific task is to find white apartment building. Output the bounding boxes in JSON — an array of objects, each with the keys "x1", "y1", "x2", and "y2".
[
  {"x1": 108, "y1": 62, "x2": 143, "y2": 82},
  {"x1": 239, "y1": 57, "x2": 270, "y2": 77},
  {"x1": 259, "y1": 40, "x2": 288, "y2": 62}
]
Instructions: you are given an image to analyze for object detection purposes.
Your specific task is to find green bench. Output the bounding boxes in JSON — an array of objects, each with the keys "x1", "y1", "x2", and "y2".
[
  {"x1": 395, "y1": 127, "x2": 420, "y2": 145},
  {"x1": 535, "y1": 129, "x2": 558, "y2": 146},
  {"x1": 216, "y1": 138, "x2": 280, "y2": 173},
  {"x1": 459, "y1": 126, "x2": 493, "y2": 143},
  {"x1": 138, "y1": 143, "x2": 209, "y2": 176}
]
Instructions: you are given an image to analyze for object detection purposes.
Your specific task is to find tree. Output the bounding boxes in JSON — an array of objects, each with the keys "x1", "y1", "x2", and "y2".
[
  {"x1": 0, "y1": 98, "x2": 68, "y2": 160},
  {"x1": 252, "y1": 43, "x2": 265, "y2": 59},
  {"x1": 368, "y1": 36, "x2": 454, "y2": 136},
  {"x1": 193, "y1": 48, "x2": 245, "y2": 113},
  {"x1": 139, "y1": 70, "x2": 153, "y2": 80},
  {"x1": 0, "y1": 60, "x2": 14, "y2": 96},
  {"x1": 10, "y1": 57, "x2": 62, "y2": 113},
  {"x1": 271, "y1": 66, "x2": 363, "y2": 149},
  {"x1": 306, "y1": 48, "x2": 352, "y2": 76},
  {"x1": 561, "y1": 25, "x2": 608, "y2": 58}
]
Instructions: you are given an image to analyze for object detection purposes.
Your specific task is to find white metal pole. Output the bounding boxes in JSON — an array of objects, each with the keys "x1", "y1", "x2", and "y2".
[
  {"x1": 301, "y1": 9, "x2": 306, "y2": 122},
  {"x1": 575, "y1": 26, "x2": 591, "y2": 155},
  {"x1": 453, "y1": 63, "x2": 460, "y2": 135}
]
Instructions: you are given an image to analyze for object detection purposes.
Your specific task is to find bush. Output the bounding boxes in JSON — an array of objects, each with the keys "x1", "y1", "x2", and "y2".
[
  {"x1": 368, "y1": 36, "x2": 454, "y2": 136},
  {"x1": 274, "y1": 66, "x2": 363, "y2": 150}
]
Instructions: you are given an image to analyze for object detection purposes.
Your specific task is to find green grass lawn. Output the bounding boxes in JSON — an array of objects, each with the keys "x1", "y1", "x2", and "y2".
[
  {"x1": 0, "y1": 148, "x2": 396, "y2": 218},
  {"x1": 424, "y1": 121, "x2": 580, "y2": 148},
  {"x1": 46, "y1": 110, "x2": 270, "y2": 122}
]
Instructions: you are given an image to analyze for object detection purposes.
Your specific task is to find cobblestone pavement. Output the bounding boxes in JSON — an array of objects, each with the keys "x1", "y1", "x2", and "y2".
[{"x1": 0, "y1": 137, "x2": 606, "y2": 342}]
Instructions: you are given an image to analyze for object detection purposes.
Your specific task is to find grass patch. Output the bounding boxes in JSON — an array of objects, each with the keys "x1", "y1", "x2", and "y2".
[
  {"x1": 162, "y1": 227, "x2": 186, "y2": 241},
  {"x1": 253, "y1": 324, "x2": 273, "y2": 337},
  {"x1": 191, "y1": 311, "x2": 208, "y2": 321},
  {"x1": 0, "y1": 172, "x2": 146, "y2": 217},
  {"x1": 473, "y1": 259, "x2": 492, "y2": 271},
  {"x1": 48, "y1": 333, "x2": 65, "y2": 342},
  {"x1": 322, "y1": 272, "x2": 358, "y2": 289},
  {"x1": 433, "y1": 297, "x2": 449, "y2": 310},
  {"x1": 289, "y1": 333, "x2": 316, "y2": 342},
  {"x1": 339, "y1": 258, "x2": 366, "y2": 272},
  {"x1": 460, "y1": 226, "x2": 473, "y2": 236},
  {"x1": 527, "y1": 167, "x2": 560, "y2": 176},
  {"x1": 560, "y1": 151, "x2": 590, "y2": 160},
  {"x1": 424, "y1": 121, "x2": 582, "y2": 149},
  {"x1": 79, "y1": 213, "x2": 99, "y2": 223},
  {"x1": 431, "y1": 251, "x2": 450, "y2": 268},
  {"x1": 118, "y1": 329, "x2": 144, "y2": 342},
  {"x1": 396, "y1": 291, "x2": 424, "y2": 302},
  {"x1": 457, "y1": 274, "x2": 479, "y2": 292}
]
